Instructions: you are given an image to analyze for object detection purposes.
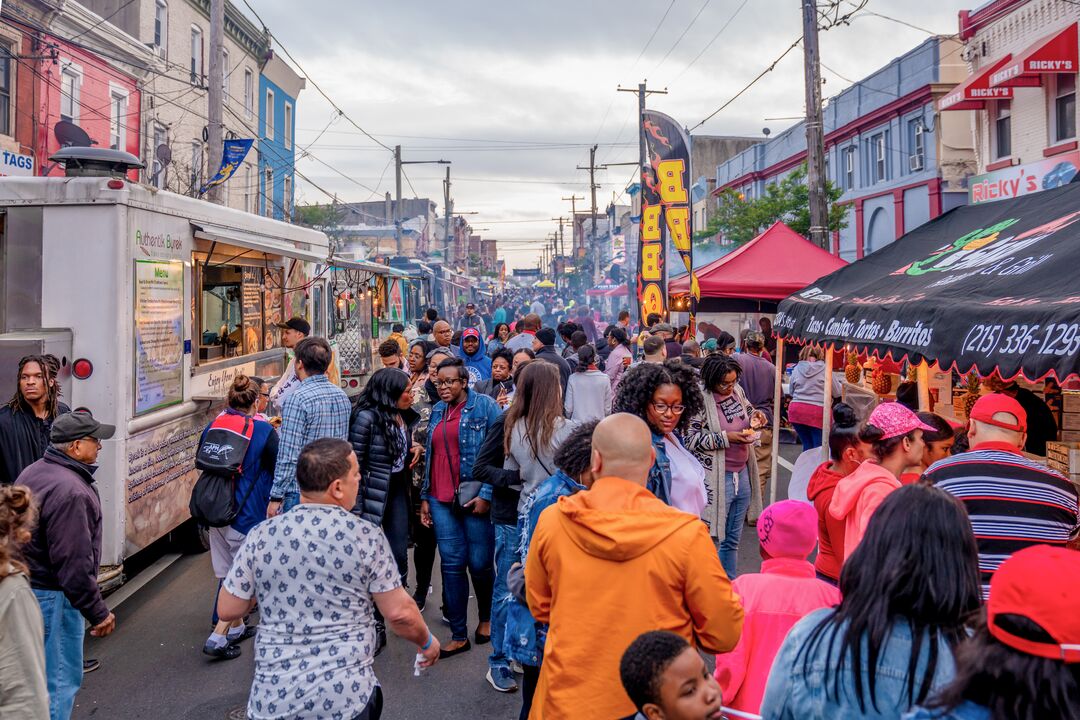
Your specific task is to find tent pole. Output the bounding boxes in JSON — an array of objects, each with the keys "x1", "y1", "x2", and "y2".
[
  {"x1": 917, "y1": 362, "x2": 930, "y2": 411},
  {"x1": 821, "y1": 345, "x2": 834, "y2": 463},
  {"x1": 770, "y1": 337, "x2": 784, "y2": 505}
]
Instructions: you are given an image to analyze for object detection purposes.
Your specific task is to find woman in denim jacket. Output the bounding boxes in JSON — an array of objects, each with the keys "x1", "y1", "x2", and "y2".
[
  {"x1": 612, "y1": 361, "x2": 704, "y2": 507},
  {"x1": 420, "y1": 358, "x2": 502, "y2": 658},
  {"x1": 504, "y1": 421, "x2": 598, "y2": 720},
  {"x1": 761, "y1": 484, "x2": 981, "y2": 719}
]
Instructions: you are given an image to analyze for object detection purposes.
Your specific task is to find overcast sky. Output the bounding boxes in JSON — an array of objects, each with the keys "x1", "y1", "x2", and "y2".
[{"x1": 244, "y1": 0, "x2": 971, "y2": 268}]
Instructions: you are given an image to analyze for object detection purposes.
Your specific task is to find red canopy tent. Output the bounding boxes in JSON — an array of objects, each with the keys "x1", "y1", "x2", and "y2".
[{"x1": 669, "y1": 221, "x2": 847, "y2": 311}]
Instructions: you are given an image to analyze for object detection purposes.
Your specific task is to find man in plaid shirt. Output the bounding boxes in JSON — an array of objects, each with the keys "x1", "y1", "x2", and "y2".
[{"x1": 268, "y1": 337, "x2": 352, "y2": 516}]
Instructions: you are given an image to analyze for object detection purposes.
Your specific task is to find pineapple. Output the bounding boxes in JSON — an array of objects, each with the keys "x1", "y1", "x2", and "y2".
[
  {"x1": 906, "y1": 363, "x2": 919, "y2": 383},
  {"x1": 871, "y1": 366, "x2": 893, "y2": 395},
  {"x1": 845, "y1": 352, "x2": 862, "y2": 384},
  {"x1": 960, "y1": 372, "x2": 982, "y2": 419}
]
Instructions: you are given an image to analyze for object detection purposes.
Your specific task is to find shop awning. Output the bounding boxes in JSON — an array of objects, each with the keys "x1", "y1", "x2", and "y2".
[
  {"x1": 774, "y1": 182, "x2": 1080, "y2": 381},
  {"x1": 606, "y1": 285, "x2": 629, "y2": 297},
  {"x1": 938, "y1": 56, "x2": 1036, "y2": 112},
  {"x1": 193, "y1": 222, "x2": 392, "y2": 275},
  {"x1": 991, "y1": 24, "x2": 1078, "y2": 87}
]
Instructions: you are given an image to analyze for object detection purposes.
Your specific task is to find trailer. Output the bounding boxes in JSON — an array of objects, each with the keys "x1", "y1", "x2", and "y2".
[{"x1": 0, "y1": 175, "x2": 390, "y2": 581}]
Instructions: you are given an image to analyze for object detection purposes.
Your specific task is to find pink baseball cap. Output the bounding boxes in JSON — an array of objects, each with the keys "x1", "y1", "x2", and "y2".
[
  {"x1": 757, "y1": 500, "x2": 819, "y2": 560},
  {"x1": 867, "y1": 402, "x2": 937, "y2": 440}
]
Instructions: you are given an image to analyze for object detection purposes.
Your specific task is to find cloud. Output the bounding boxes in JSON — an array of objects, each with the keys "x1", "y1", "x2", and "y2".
[{"x1": 248, "y1": 0, "x2": 969, "y2": 266}]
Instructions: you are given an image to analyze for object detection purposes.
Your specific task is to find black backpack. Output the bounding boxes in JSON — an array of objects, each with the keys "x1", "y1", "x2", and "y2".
[{"x1": 189, "y1": 413, "x2": 257, "y2": 528}]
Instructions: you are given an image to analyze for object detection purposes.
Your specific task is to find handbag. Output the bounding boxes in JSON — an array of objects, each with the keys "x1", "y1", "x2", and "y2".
[{"x1": 441, "y1": 406, "x2": 484, "y2": 515}]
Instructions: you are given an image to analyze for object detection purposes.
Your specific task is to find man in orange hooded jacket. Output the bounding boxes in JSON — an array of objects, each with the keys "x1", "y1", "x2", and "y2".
[{"x1": 525, "y1": 413, "x2": 744, "y2": 719}]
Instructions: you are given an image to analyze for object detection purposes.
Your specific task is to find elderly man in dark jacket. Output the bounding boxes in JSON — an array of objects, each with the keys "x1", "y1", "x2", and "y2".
[{"x1": 19, "y1": 411, "x2": 116, "y2": 720}]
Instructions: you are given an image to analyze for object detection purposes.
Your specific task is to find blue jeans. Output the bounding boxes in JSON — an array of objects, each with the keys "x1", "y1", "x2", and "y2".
[
  {"x1": 490, "y1": 522, "x2": 520, "y2": 671},
  {"x1": 34, "y1": 589, "x2": 84, "y2": 720},
  {"x1": 793, "y1": 423, "x2": 823, "y2": 452},
  {"x1": 282, "y1": 490, "x2": 301, "y2": 512},
  {"x1": 429, "y1": 499, "x2": 495, "y2": 641},
  {"x1": 720, "y1": 467, "x2": 752, "y2": 579}
]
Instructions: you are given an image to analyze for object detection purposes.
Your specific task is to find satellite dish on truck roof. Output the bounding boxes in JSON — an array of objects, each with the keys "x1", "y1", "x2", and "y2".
[{"x1": 54, "y1": 120, "x2": 92, "y2": 148}]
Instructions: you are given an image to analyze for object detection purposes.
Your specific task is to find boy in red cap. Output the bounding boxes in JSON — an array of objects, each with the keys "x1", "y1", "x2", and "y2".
[
  {"x1": 924, "y1": 393, "x2": 1079, "y2": 599},
  {"x1": 714, "y1": 500, "x2": 841, "y2": 715},
  {"x1": 904, "y1": 544, "x2": 1080, "y2": 719}
]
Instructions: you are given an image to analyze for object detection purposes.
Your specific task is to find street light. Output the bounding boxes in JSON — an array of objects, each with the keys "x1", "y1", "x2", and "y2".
[{"x1": 394, "y1": 145, "x2": 450, "y2": 256}]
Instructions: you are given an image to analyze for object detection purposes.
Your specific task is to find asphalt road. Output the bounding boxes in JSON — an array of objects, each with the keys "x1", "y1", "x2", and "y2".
[{"x1": 75, "y1": 441, "x2": 799, "y2": 720}]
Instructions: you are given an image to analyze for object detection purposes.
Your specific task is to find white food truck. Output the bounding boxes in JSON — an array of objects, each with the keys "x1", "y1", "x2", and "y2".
[{"x1": 0, "y1": 162, "x2": 389, "y2": 586}]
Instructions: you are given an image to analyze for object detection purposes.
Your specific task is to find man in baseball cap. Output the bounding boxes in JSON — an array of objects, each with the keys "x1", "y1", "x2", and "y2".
[
  {"x1": 458, "y1": 327, "x2": 491, "y2": 387},
  {"x1": 924, "y1": 393, "x2": 1080, "y2": 598},
  {"x1": 275, "y1": 316, "x2": 311, "y2": 338},
  {"x1": 268, "y1": 316, "x2": 342, "y2": 414},
  {"x1": 18, "y1": 410, "x2": 118, "y2": 718}
]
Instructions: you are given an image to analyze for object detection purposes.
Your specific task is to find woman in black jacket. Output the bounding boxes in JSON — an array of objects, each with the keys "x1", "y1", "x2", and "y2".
[{"x1": 349, "y1": 368, "x2": 421, "y2": 585}]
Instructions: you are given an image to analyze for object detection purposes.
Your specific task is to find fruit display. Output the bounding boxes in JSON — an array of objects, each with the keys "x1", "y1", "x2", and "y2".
[
  {"x1": 960, "y1": 372, "x2": 982, "y2": 418},
  {"x1": 845, "y1": 352, "x2": 863, "y2": 384},
  {"x1": 871, "y1": 365, "x2": 893, "y2": 395}
]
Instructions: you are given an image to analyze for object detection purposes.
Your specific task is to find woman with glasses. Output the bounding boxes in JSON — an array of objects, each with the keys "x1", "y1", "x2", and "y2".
[
  {"x1": 686, "y1": 355, "x2": 765, "y2": 578},
  {"x1": 612, "y1": 361, "x2": 705, "y2": 511},
  {"x1": 420, "y1": 357, "x2": 501, "y2": 659}
]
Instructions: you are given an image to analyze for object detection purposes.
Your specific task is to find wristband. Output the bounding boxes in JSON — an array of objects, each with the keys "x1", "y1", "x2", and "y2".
[
  {"x1": 270, "y1": 496, "x2": 284, "y2": 503},
  {"x1": 420, "y1": 632, "x2": 434, "y2": 651}
]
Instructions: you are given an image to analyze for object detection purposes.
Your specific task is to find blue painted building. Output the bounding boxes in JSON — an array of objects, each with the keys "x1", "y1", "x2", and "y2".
[
  {"x1": 714, "y1": 37, "x2": 977, "y2": 260},
  {"x1": 258, "y1": 51, "x2": 304, "y2": 220}
]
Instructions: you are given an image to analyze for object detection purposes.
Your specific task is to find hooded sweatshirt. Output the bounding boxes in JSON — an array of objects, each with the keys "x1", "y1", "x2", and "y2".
[
  {"x1": 828, "y1": 460, "x2": 901, "y2": 563},
  {"x1": 789, "y1": 359, "x2": 842, "y2": 408},
  {"x1": 806, "y1": 462, "x2": 848, "y2": 582},
  {"x1": 525, "y1": 475, "x2": 743, "y2": 719},
  {"x1": 458, "y1": 330, "x2": 491, "y2": 388}
]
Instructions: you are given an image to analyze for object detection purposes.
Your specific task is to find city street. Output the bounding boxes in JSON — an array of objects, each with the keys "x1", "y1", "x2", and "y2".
[{"x1": 74, "y1": 447, "x2": 798, "y2": 720}]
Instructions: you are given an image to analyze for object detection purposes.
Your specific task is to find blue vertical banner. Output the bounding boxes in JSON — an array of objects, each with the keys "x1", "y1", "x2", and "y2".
[{"x1": 199, "y1": 138, "x2": 254, "y2": 195}]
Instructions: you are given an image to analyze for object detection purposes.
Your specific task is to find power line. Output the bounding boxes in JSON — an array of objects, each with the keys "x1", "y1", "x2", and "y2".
[
  {"x1": 68, "y1": 0, "x2": 140, "y2": 42},
  {"x1": 669, "y1": 0, "x2": 751, "y2": 85},
  {"x1": 650, "y1": 0, "x2": 714, "y2": 76},
  {"x1": 691, "y1": 36, "x2": 803, "y2": 131}
]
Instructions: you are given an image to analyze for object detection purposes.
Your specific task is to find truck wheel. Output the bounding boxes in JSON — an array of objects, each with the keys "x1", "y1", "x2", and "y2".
[{"x1": 171, "y1": 518, "x2": 210, "y2": 554}]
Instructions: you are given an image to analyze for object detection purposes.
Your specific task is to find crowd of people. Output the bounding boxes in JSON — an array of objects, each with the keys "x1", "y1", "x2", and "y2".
[{"x1": 0, "y1": 298, "x2": 1079, "y2": 720}]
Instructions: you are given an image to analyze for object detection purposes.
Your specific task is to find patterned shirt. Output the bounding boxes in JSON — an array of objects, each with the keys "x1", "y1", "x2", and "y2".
[
  {"x1": 271, "y1": 374, "x2": 351, "y2": 499},
  {"x1": 223, "y1": 504, "x2": 400, "y2": 720},
  {"x1": 925, "y1": 441, "x2": 1079, "y2": 598}
]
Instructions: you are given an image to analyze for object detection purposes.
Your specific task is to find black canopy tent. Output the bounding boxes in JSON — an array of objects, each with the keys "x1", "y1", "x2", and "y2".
[{"x1": 774, "y1": 182, "x2": 1080, "y2": 382}]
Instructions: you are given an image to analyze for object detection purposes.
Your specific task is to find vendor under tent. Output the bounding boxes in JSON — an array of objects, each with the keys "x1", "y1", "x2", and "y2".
[
  {"x1": 763, "y1": 182, "x2": 1080, "y2": 500},
  {"x1": 669, "y1": 221, "x2": 847, "y2": 313}
]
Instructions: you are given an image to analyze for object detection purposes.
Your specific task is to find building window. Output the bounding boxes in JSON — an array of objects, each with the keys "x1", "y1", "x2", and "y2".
[
  {"x1": 0, "y1": 44, "x2": 11, "y2": 136},
  {"x1": 283, "y1": 174, "x2": 292, "y2": 220},
  {"x1": 109, "y1": 92, "x2": 126, "y2": 150},
  {"x1": 872, "y1": 133, "x2": 886, "y2": 183},
  {"x1": 190, "y1": 26, "x2": 203, "y2": 85},
  {"x1": 154, "y1": 1, "x2": 167, "y2": 51},
  {"x1": 284, "y1": 102, "x2": 292, "y2": 150},
  {"x1": 1054, "y1": 74, "x2": 1076, "y2": 143},
  {"x1": 244, "y1": 165, "x2": 253, "y2": 213},
  {"x1": 843, "y1": 146, "x2": 855, "y2": 190},
  {"x1": 221, "y1": 48, "x2": 229, "y2": 98},
  {"x1": 908, "y1": 119, "x2": 925, "y2": 172},
  {"x1": 151, "y1": 124, "x2": 167, "y2": 188},
  {"x1": 264, "y1": 166, "x2": 273, "y2": 216},
  {"x1": 265, "y1": 89, "x2": 274, "y2": 139},
  {"x1": 243, "y1": 69, "x2": 253, "y2": 119},
  {"x1": 993, "y1": 102, "x2": 1011, "y2": 159},
  {"x1": 60, "y1": 68, "x2": 80, "y2": 123}
]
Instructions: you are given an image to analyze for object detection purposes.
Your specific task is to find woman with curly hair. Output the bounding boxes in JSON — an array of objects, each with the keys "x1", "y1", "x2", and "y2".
[
  {"x1": 0, "y1": 484, "x2": 48, "y2": 719},
  {"x1": 685, "y1": 355, "x2": 765, "y2": 576},
  {"x1": 612, "y1": 360, "x2": 705, "y2": 511}
]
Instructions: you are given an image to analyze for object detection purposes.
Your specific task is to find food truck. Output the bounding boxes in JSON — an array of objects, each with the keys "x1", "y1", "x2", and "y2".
[{"x1": 0, "y1": 166, "x2": 390, "y2": 585}]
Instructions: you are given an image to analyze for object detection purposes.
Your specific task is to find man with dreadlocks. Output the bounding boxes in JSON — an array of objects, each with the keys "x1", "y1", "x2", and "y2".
[{"x1": 0, "y1": 355, "x2": 70, "y2": 486}]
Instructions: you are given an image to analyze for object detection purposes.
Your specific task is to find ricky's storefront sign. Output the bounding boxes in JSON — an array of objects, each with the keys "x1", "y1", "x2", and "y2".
[{"x1": 969, "y1": 152, "x2": 1080, "y2": 205}]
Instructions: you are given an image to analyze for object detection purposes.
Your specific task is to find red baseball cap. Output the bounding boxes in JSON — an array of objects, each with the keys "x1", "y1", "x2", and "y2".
[
  {"x1": 462, "y1": 328, "x2": 481, "y2": 340},
  {"x1": 987, "y1": 545, "x2": 1080, "y2": 663},
  {"x1": 969, "y1": 393, "x2": 1027, "y2": 432}
]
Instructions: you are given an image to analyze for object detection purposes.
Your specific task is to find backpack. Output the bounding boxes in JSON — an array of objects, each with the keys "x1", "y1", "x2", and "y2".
[{"x1": 189, "y1": 413, "x2": 257, "y2": 528}]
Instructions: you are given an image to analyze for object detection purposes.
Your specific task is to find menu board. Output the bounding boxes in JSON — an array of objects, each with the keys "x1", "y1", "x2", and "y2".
[
  {"x1": 241, "y1": 267, "x2": 263, "y2": 355},
  {"x1": 134, "y1": 260, "x2": 184, "y2": 415}
]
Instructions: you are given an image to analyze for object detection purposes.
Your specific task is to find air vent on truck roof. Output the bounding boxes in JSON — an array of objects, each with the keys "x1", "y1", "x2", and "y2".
[{"x1": 48, "y1": 147, "x2": 145, "y2": 179}]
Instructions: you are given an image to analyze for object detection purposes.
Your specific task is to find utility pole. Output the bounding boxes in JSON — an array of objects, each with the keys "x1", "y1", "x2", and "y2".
[
  {"x1": 577, "y1": 145, "x2": 600, "y2": 283},
  {"x1": 394, "y1": 148, "x2": 449, "y2": 258},
  {"x1": 617, "y1": 82, "x2": 668, "y2": 318},
  {"x1": 801, "y1": 0, "x2": 830, "y2": 250},
  {"x1": 206, "y1": 0, "x2": 224, "y2": 204},
  {"x1": 443, "y1": 165, "x2": 451, "y2": 264}
]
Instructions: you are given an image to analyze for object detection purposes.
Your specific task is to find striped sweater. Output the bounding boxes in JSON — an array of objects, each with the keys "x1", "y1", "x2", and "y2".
[{"x1": 924, "y1": 441, "x2": 1079, "y2": 598}]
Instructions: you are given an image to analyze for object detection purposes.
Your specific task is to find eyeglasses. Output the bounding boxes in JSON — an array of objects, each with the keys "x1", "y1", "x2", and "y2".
[
  {"x1": 259, "y1": 392, "x2": 271, "y2": 398},
  {"x1": 432, "y1": 379, "x2": 464, "y2": 389},
  {"x1": 716, "y1": 381, "x2": 737, "y2": 390},
  {"x1": 650, "y1": 402, "x2": 686, "y2": 416}
]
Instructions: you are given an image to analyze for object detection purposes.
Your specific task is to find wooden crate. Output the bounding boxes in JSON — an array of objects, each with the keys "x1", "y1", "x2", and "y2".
[
  {"x1": 1062, "y1": 412, "x2": 1080, "y2": 431},
  {"x1": 1061, "y1": 430, "x2": 1080, "y2": 443},
  {"x1": 1046, "y1": 441, "x2": 1080, "y2": 476},
  {"x1": 1063, "y1": 392, "x2": 1080, "y2": 414}
]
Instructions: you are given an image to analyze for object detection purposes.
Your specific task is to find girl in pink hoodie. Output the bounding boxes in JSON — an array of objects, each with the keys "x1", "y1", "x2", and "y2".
[
  {"x1": 828, "y1": 402, "x2": 934, "y2": 563},
  {"x1": 714, "y1": 500, "x2": 841, "y2": 714}
]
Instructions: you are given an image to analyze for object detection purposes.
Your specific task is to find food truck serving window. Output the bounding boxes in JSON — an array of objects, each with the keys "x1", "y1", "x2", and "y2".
[{"x1": 194, "y1": 251, "x2": 284, "y2": 365}]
